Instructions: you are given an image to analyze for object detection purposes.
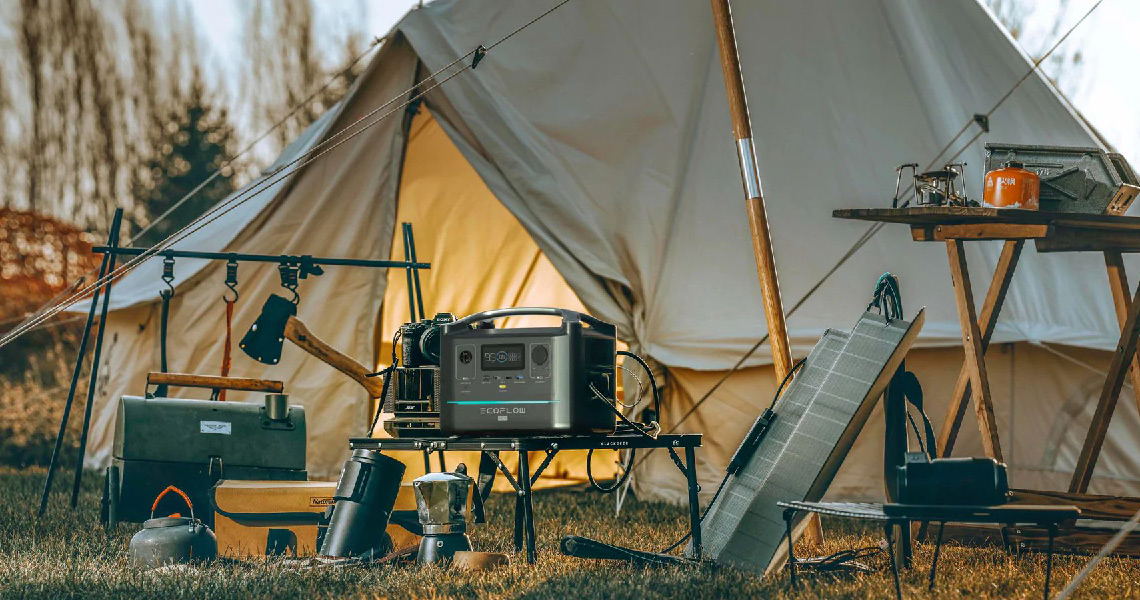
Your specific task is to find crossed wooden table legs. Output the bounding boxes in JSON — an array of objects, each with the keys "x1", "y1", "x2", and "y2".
[{"x1": 937, "y1": 238, "x2": 1140, "y2": 496}]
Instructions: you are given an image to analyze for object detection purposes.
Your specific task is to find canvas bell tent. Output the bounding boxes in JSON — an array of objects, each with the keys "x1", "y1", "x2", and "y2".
[{"x1": 74, "y1": 0, "x2": 1140, "y2": 503}]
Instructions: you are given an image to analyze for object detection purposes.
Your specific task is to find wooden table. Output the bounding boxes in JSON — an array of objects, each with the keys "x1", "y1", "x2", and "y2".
[{"x1": 834, "y1": 207, "x2": 1140, "y2": 552}]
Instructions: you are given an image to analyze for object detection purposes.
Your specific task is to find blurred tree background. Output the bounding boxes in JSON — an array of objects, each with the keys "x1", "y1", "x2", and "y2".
[
  {"x1": 987, "y1": 0, "x2": 1085, "y2": 98},
  {"x1": 0, "y1": 0, "x2": 369, "y2": 240},
  {"x1": 0, "y1": 0, "x2": 370, "y2": 465}
]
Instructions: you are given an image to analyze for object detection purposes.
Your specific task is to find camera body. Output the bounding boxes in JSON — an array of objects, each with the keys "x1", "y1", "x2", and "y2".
[
  {"x1": 400, "y1": 313, "x2": 456, "y2": 368},
  {"x1": 381, "y1": 313, "x2": 454, "y2": 438}
]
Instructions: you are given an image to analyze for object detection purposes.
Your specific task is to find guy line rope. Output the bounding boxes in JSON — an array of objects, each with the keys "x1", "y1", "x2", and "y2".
[
  {"x1": 0, "y1": 0, "x2": 573, "y2": 350},
  {"x1": 629, "y1": 0, "x2": 1107, "y2": 478}
]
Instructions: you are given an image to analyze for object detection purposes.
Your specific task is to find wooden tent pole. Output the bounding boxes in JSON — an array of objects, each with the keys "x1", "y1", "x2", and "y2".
[
  {"x1": 708, "y1": 0, "x2": 793, "y2": 381},
  {"x1": 709, "y1": 0, "x2": 821, "y2": 545}
]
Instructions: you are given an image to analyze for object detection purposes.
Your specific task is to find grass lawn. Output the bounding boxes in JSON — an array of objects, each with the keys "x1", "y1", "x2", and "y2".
[{"x1": 2, "y1": 468, "x2": 1139, "y2": 599}]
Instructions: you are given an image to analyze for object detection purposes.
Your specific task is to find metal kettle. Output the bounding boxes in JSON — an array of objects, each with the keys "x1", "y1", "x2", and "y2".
[
  {"x1": 129, "y1": 485, "x2": 218, "y2": 568},
  {"x1": 414, "y1": 468, "x2": 473, "y2": 565}
]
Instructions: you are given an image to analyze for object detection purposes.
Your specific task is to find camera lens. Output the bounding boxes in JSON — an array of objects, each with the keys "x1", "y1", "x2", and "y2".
[{"x1": 459, "y1": 350, "x2": 473, "y2": 364}]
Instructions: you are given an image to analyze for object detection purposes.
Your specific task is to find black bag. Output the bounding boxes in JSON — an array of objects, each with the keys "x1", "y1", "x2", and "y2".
[
  {"x1": 896, "y1": 453, "x2": 1010, "y2": 506},
  {"x1": 884, "y1": 365, "x2": 1010, "y2": 506}
]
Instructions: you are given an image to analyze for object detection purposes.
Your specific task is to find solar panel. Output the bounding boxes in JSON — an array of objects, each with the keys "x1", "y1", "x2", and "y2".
[{"x1": 690, "y1": 310, "x2": 924, "y2": 575}]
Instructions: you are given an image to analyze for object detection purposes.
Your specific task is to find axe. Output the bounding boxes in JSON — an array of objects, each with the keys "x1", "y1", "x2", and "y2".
[{"x1": 240, "y1": 294, "x2": 383, "y2": 399}]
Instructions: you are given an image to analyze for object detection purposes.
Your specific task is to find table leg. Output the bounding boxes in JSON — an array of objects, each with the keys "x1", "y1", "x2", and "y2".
[
  {"x1": 1103, "y1": 251, "x2": 1140, "y2": 417},
  {"x1": 518, "y1": 450, "x2": 537, "y2": 564},
  {"x1": 885, "y1": 523, "x2": 903, "y2": 600},
  {"x1": 783, "y1": 508, "x2": 797, "y2": 590},
  {"x1": 1044, "y1": 525, "x2": 1056, "y2": 600},
  {"x1": 684, "y1": 446, "x2": 703, "y2": 560},
  {"x1": 514, "y1": 482, "x2": 524, "y2": 553},
  {"x1": 928, "y1": 522, "x2": 944, "y2": 591},
  {"x1": 1070, "y1": 277, "x2": 1140, "y2": 493},
  {"x1": 946, "y1": 239, "x2": 1004, "y2": 461},
  {"x1": 938, "y1": 240, "x2": 1022, "y2": 458}
]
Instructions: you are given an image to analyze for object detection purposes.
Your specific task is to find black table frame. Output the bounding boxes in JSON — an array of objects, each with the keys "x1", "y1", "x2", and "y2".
[
  {"x1": 350, "y1": 433, "x2": 703, "y2": 564},
  {"x1": 777, "y1": 501, "x2": 1078, "y2": 600}
]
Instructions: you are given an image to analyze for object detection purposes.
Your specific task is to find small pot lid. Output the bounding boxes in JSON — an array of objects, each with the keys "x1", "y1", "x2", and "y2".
[
  {"x1": 142, "y1": 516, "x2": 194, "y2": 529},
  {"x1": 414, "y1": 471, "x2": 472, "y2": 484}
]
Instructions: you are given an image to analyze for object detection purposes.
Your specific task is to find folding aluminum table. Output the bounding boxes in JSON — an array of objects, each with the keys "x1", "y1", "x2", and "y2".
[
  {"x1": 350, "y1": 433, "x2": 703, "y2": 564},
  {"x1": 778, "y1": 500, "x2": 1079, "y2": 600}
]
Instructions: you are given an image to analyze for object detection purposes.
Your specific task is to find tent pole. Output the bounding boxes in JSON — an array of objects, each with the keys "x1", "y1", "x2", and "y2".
[
  {"x1": 709, "y1": 0, "x2": 822, "y2": 545},
  {"x1": 70, "y1": 207, "x2": 123, "y2": 508},
  {"x1": 707, "y1": 0, "x2": 793, "y2": 381},
  {"x1": 706, "y1": 0, "x2": 788, "y2": 383}
]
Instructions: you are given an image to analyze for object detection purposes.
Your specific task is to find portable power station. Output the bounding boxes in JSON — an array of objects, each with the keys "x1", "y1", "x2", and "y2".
[{"x1": 439, "y1": 308, "x2": 617, "y2": 435}]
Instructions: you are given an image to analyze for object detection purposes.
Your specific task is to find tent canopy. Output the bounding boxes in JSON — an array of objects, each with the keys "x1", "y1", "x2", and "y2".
[{"x1": 75, "y1": 0, "x2": 1140, "y2": 500}]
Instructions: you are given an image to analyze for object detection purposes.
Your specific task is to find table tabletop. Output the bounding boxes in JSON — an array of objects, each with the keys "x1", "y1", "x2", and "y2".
[
  {"x1": 833, "y1": 207, "x2": 1140, "y2": 231},
  {"x1": 778, "y1": 500, "x2": 1080, "y2": 524},
  {"x1": 349, "y1": 432, "x2": 702, "y2": 452}
]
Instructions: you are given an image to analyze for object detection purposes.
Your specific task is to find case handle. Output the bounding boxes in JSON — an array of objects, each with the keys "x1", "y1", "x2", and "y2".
[
  {"x1": 146, "y1": 372, "x2": 284, "y2": 396},
  {"x1": 150, "y1": 485, "x2": 195, "y2": 520},
  {"x1": 444, "y1": 307, "x2": 614, "y2": 336}
]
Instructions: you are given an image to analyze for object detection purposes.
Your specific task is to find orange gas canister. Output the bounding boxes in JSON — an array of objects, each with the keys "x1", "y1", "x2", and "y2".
[{"x1": 983, "y1": 161, "x2": 1040, "y2": 209}]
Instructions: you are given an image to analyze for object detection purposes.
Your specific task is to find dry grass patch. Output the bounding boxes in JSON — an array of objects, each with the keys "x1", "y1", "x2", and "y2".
[{"x1": 2, "y1": 469, "x2": 1140, "y2": 598}]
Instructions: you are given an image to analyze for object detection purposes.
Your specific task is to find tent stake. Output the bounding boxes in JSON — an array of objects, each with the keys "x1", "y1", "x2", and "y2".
[{"x1": 709, "y1": 0, "x2": 821, "y2": 544}]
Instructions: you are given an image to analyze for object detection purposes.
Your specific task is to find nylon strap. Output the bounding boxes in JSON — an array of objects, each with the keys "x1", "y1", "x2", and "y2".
[
  {"x1": 154, "y1": 290, "x2": 172, "y2": 398},
  {"x1": 219, "y1": 299, "x2": 234, "y2": 401}
]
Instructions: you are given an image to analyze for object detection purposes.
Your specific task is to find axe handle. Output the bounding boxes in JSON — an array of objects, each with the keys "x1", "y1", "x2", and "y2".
[
  {"x1": 284, "y1": 316, "x2": 384, "y2": 399},
  {"x1": 146, "y1": 372, "x2": 284, "y2": 394}
]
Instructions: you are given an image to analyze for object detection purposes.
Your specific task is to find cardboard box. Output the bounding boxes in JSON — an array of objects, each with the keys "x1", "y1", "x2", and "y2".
[{"x1": 213, "y1": 480, "x2": 419, "y2": 557}]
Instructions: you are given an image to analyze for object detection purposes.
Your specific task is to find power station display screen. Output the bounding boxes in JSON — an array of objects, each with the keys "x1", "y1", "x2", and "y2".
[{"x1": 481, "y1": 344, "x2": 525, "y2": 371}]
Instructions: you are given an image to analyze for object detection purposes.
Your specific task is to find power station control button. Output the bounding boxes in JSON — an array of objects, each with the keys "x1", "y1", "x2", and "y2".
[
  {"x1": 459, "y1": 350, "x2": 473, "y2": 364},
  {"x1": 531, "y1": 345, "x2": 549, "y2": 366}
]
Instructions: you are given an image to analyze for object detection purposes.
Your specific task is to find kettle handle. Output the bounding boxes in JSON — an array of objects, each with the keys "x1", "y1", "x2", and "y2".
[{"x1": 150, "y1": 485, "x2": 194, "y2": 520}]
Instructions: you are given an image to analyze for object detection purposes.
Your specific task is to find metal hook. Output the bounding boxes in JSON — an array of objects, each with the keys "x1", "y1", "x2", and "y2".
[
  {"x1": 160, "y1": 255, "x2": 176, "y2": 299},
  {"x1": 279, "y1": 262, "x2": 300, "y2": 305},
  {"x1": 223, "y1": 256, "x2": 239, "y2": 303}
]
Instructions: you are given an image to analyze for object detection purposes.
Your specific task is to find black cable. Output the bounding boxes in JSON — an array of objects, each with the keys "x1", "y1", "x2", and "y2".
[
  {"x1": 868, "y1": 273, "x2": 931, "y2": 454},
  {"x1": 657, "y1": 357, "x2": 805, "y2": 554},
  {"x1": 587, "y1": 447, "x2": 635, "y2": 494},
  {"x1": 367, "y1": 328, "x2": 402, "y2": 435},
  {"x1": 796, "y1": 546, "x2": 883, "y2": 572},
  {"x1": 906, "y1": 410, "x2": 927, "y2": 456},
  {"x1": 768, "y1": 357, "x2": 806, "y2": 412},
  {"x1": 868, "y1": 272, "x2": 903, "y2": 321},
  {"x1": 617, "y1": 350, "x2": 661, "y2": 423},
  {"x1": 586, "y1": 379, "x2": 655, "y2": 494}
]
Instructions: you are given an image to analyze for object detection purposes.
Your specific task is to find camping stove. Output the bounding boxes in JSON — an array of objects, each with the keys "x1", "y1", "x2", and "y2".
[{"x1": 413, "y1": 470, "x2": 473, "y2": 565}]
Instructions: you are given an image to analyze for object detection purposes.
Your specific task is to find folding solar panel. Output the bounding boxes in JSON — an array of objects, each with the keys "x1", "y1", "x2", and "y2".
[{"x1": 691, "y1": 310, "x2": 924, "y2": 575}]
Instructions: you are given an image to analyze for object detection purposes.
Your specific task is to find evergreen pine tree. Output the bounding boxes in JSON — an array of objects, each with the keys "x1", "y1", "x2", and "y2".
[{"x1": 133, "y1": 68, "x2": 241, "y2": 245}]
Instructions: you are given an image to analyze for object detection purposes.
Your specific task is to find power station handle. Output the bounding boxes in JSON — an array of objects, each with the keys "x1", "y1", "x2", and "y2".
[
  {"x1": 445, "y1": 307, "x2": 615, "y2": 336},
  {"x1": 150, "y1": 485, "x2": 195, "y2": 520},
  {"x1": 146, "y1": 372, "x2": 284, "y2": 394}
]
